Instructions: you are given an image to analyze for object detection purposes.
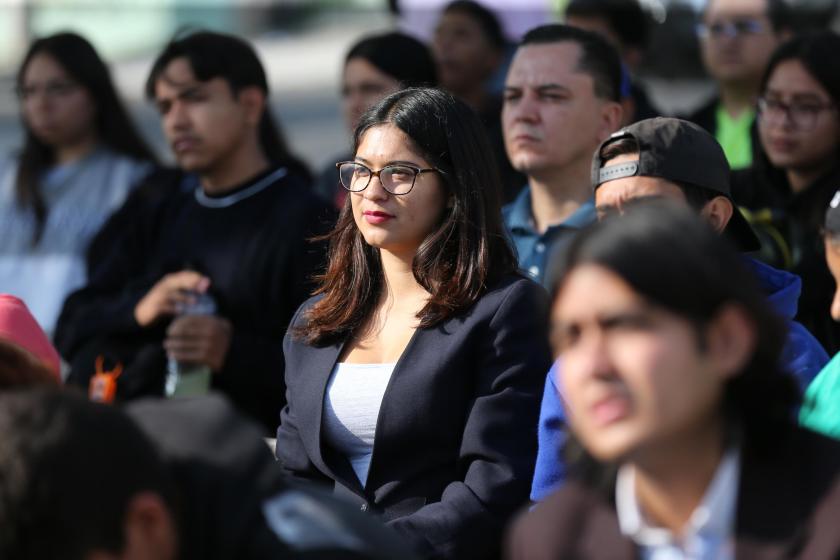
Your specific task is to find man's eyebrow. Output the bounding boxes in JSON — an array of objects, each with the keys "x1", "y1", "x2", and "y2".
[{"x1": 535, "y1": 84, "x2": 570, "y2": 94}]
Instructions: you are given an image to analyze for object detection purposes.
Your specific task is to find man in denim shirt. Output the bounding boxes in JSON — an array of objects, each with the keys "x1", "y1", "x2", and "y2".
[{"x1": 501, "y1": 24, "x2": 623, "y2": 286}]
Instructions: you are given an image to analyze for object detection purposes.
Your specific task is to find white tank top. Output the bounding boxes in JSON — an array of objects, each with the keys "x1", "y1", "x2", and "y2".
[{"x1": 322, "y1": 362, "x2": 396, "y2": 486}]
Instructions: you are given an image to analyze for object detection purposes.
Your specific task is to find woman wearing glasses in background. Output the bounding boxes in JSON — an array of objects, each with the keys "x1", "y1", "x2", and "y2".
[
  {"x1": 0, "y1": 32, "x2": 155, "y2": 335},
  {"x1": 732, "y1": 31, "x2": 840, "y2": 354},
  {"x1": 276, "y1": 87, "x2": 551, "y2": 560}
]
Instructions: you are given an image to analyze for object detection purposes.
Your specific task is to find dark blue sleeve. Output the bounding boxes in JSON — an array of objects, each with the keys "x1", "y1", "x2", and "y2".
[
  {"x1": 782, "y1": 320, "x2": 830, "y2": 393},
  {"x1": 530, "y1": 361, "x2": 568, "y2": 502}
]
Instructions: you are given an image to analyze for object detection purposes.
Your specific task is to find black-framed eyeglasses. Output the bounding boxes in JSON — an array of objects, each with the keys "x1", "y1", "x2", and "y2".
[
  {"x1": 336, "y1": 161, "x2": 440, "y2": 195},
  {"x1": 696, "y1": 18, "x2": 766, "y2": 39},
  {"x1": 757, "y1": 96, "x2": 837, "y2": 131}
]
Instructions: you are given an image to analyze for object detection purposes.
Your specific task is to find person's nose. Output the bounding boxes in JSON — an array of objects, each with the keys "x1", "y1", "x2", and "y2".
[
  {"x1": 165, "y1": 100, "x2": 191, "y2": 132},
  {"x1": 513, "y1": 92, "x2": 540, "y2": 123},
  {"x1": 362, "y1": 171, "x2": 390, "y2": 201},
  {"x1": 573, "y1": 329, "x2": 616, "y2": 383}
]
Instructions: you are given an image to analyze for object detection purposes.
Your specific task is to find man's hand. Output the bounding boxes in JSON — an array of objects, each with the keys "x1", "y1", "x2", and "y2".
[
  {"x1": 163, "y1": 315, "x2": 233, "y2": 373},
  {"x1": 134, "y1": 271, "x2": 210, "y2": 327}
]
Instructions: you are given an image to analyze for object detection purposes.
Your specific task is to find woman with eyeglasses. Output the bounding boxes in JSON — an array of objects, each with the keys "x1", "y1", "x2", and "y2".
[
  {"x1": 0, "y1": 32, "x2": 155, "y2": 335},
  {"x1": 732, "y1": 31, "x2": 840, "y2": 354},
  {"x1": 276, "y1": 87, "x2": 551, "y2": 560},
  {"x1": 314, "y1": 32, "x2": 437, "y2": 209}
]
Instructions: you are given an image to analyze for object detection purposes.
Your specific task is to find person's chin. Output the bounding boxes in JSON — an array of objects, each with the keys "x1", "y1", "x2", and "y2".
[{"x1": 174, "y1": 154, "x2": 207, "y2": 173}]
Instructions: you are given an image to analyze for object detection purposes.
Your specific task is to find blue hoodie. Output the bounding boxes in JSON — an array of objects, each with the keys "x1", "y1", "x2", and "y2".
[{"x1": 530, "y1": 257, "x2": 829, "y2": 502}]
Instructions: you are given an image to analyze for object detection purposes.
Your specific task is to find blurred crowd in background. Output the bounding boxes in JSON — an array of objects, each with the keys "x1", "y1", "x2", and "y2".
[{"x1": 2, "y1": 0, "x2": 840, "y2": 559}]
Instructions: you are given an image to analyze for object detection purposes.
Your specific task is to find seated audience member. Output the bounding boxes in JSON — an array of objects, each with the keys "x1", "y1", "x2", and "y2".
[
  {"x1": 315, "y1": 32, "x2": 437, "y2": 209},
  {"x1": 800, "y1": 195, "x2": 840, "y2": 439},
  {"x1": 687, "y1": 0, "x2": 791, "y2": 170},
  {"x1": 507, "y1": 203, "x2": 840, "y2": 559},
  {"x1": 563, "y1": 0, "x2": 661, "y2": 125},
  {"x1": 0, "y1": 32, "x2": 155, "y2": 335},
  {"x1": 433, "y1": 0, "x2": 525, "y2": 202},
  {"x1": 0, "y1": 389, "x2": 418, "y2": 560},
  {"x1": 502, "y1": 24, "x2": 623, "y2": 287},
  {"x1": 531, "y1": 117, "x2": 828, "y2": 502},
  {"x1": 54, "y1": 31, "x2": 333, "y2": 432},
  {"x1": 733, "y1": 31, "x2": 840, "y2": 354},
  {"x1": 277, "y1": 88, "x2": 551, "y2": 560}
]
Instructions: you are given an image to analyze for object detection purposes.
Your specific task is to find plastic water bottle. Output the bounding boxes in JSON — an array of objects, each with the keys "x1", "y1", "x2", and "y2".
[{"x1": 164, "y1": 290, "x2": 216, "y2": 398}]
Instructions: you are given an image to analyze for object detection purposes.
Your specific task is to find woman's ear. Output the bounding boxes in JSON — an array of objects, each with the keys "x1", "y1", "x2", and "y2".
[{"x1": 704, "y1": 303, "x2": 757, "y2": 380}]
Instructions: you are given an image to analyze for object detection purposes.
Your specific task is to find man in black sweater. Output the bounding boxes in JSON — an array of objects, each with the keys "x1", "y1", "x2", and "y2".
[{"x1": 55, "y1": 31, "x2": 334, "y2": 432}]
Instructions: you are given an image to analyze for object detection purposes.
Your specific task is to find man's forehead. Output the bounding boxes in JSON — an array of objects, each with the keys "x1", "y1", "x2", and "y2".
[
  {"x1": 155, "y1": 59, "x2": 200, "y2": 93},
  {"x1": 595, "y1": 174, "x2": 686, "y2": 206},
  {"x1": 705, "y1": 0, "x2": 769, "y2": 18},
  {"x1": 506, "y1": 42, "x2": 585, "y2": 83}
]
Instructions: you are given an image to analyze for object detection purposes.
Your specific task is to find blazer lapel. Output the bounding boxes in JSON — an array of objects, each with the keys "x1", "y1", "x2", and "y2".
[
  {"x1": 363, "y1": 326, "x2": 423, "y2": 491},
  {"x1": 296, "y1": 341, "x2": 344, "y2": 480}
]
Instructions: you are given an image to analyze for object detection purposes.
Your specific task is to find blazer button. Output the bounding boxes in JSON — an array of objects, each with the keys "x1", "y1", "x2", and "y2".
[{"x1": 360, "y1": 503, "x2": 368, "y2": 512}]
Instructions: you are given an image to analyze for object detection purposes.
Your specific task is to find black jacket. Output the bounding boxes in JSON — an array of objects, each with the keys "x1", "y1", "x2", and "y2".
[{"x1": 277, "y1": 274, "x2": 552, "y2": 560}]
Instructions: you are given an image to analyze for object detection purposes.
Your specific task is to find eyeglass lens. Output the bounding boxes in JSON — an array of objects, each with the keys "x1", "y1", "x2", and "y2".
[{"x1": 338, "y1": 163, "x2": 418, "y2": 195}]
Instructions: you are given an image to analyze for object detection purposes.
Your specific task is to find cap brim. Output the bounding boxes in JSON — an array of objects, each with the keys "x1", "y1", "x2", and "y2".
[{"x1": 726, "y1": 205, "x2": 762, "y2": 253}]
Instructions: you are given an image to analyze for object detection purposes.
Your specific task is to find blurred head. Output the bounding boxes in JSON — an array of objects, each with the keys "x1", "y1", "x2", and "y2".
[
  {"x1": 699, "y1": 0, "x2": 790, "y2": 90},
  {"x1": 564, "y1": 0, "x2": 651, "y2": 69},
  {"x1": 15, "y1": 32, "x2": 154, "y2": 243},
  {"x1": 0, "y1": 389, "x2": 178, "y2": 560},
  {"x1": 592, "y1": 117, "x2": 761, "y2": 251},
  {"x1": 757, "y1": 32, "x2": 840, "y2": 177},
  {"x1": 299, "y1": 87, "x2": 517, "y2": 344},
  {"x1": 551, "y1": 203, "x2": 797, "y2": 466},
  {"x1": 146, "y1": 31, "x2": 305, "y2": 178},
  {"x1": 432, "y1": 0, "x2": 506, "y2": 98},
  {"x1": 502, "y1": 24, "x2": 622, "y2": 182},
  {"x1": 342, "y1": 32, "x2": 437, "y2": 132}
]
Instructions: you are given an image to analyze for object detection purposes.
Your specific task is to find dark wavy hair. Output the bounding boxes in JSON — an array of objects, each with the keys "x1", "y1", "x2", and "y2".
[
  {"x1": 15, "y1": 32, "x2": 155, "y2": 245},
  {"x1": 552, "y1": 202, "x2": 800, "y2": 485},
  {"x1": 145, "y1": 30, "x2": 310, "y2": 182},
  {"x1": 298, "y1": 87, "x2": 518, "y2": 345}
]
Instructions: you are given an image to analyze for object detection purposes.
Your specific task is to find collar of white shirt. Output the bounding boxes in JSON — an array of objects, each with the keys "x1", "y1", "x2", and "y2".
[{"x1": 615, "y1": 446, "x2": 741, "y2": 559}]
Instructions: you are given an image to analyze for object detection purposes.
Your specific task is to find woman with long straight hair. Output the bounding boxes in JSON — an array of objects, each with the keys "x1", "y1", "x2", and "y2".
[
  {"x1": 0, "y1": 32, "x2": 155, "y2": 334},
  {"x1": 277, "y1": 87, "x2": 551, "y2": 559}
]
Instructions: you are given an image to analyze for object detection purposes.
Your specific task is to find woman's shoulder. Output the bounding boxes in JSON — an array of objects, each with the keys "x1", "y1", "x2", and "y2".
[
  {"x1": 480, "y1": 273, "x2": 550, "y2": 314},
  {"x1": 289, "y1": 293, "x2": 326, "y2": 329}
]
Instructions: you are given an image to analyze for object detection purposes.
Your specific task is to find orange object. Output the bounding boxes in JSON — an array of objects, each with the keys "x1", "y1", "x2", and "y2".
[{"x1": 89, "y1": 356, "x2": 123, "y2": 404}]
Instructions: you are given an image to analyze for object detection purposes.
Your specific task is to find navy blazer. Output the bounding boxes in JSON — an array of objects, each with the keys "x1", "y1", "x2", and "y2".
[{"x1": 276, "y1": 274, "x2": 551, "y2": 560}]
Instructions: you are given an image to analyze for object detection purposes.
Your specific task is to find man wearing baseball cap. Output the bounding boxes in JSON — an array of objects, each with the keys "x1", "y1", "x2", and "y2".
[{"x1": 531, "y1": 117, "x2": 829, "y2": 502}]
